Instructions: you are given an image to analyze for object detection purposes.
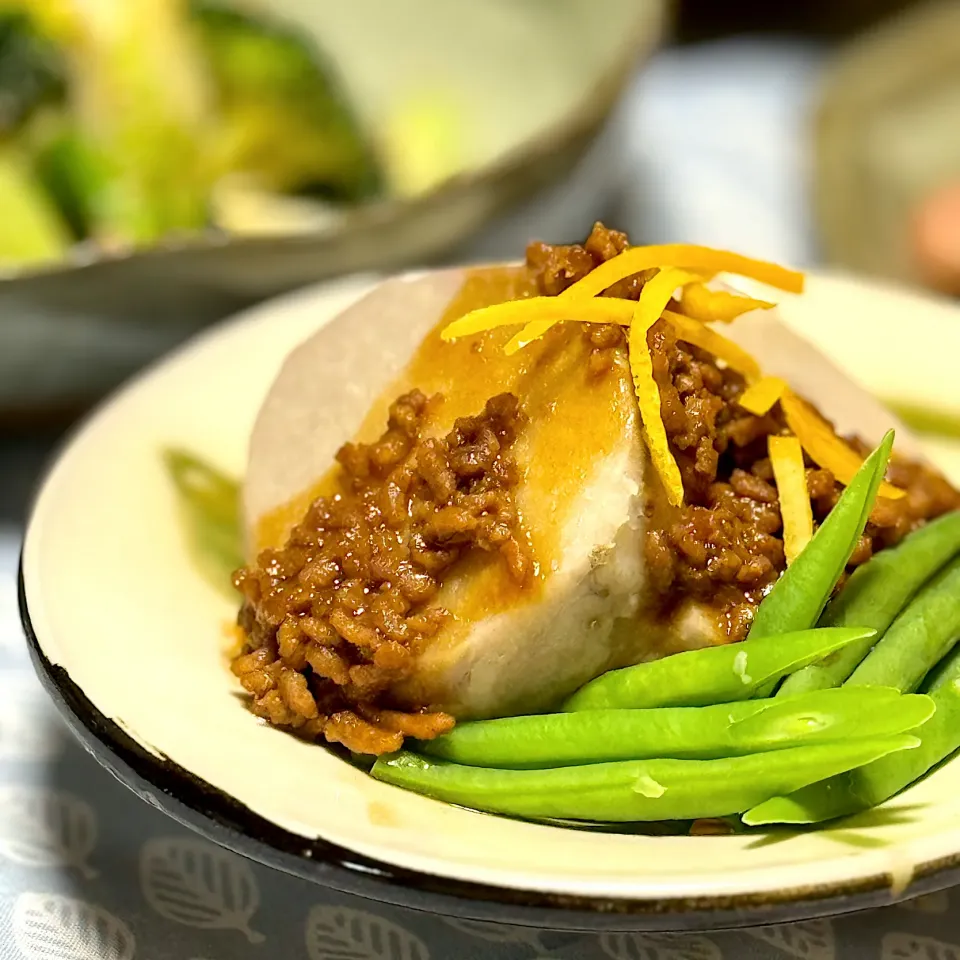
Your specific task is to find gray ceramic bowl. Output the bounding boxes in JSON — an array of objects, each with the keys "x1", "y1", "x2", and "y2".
[{"x1": 0, "y1": 0, "x2": 667, "y2": 420}]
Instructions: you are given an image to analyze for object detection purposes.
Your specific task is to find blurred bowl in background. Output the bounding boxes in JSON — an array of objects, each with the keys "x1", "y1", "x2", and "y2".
[
  {"x1": 0, "y1": 0, "x2": 667, "y2": 422},
  {"x1": 814, "y1": 0, "x2": 960, "y2": 285}
]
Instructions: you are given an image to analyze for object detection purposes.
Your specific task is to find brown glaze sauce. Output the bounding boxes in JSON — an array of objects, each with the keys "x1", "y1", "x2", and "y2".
[
  {"x1": 254, "y1": 267, "x2": 538, "y2": 554},
  {"x1": 235, "y1": 266, "x2": 609, "y2": 754},
  {"x1": 233, "y1": 222, "x2": 960, "y2": 755}
]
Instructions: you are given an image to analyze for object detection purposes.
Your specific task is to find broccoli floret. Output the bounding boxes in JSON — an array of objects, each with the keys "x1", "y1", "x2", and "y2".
[
  {"x1": 0, "y1": 142, "x2": 70, "y2": 264},
  {"x1": 0, "y1": 9, "x2": 66, "y2": 136},
  {"x1": 192, "y1": 0, "x2": 382, "y2": 204}
]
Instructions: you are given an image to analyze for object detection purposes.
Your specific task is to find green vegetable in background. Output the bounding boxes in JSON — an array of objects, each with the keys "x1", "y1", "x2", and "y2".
[
  {"x1": 563, "y1": 627, "x2": 874, "y2": 711},
  {"x1": 60, "y1": 0, "x2": 214, "y2": 246},
  {"x1": 423, "y1": 687, "x2": 934, "y2": 768},
  {"x1": 30, "y1": 120, "x2": 111, "y2": 240},
  {"x1": 191, "y1": 0, "x2": 381, "y2": 203},
  {"x1": 0, "y1": 0, "x2": 384, "y2": 255},
  {"x1": 0, "y1": 142, "x2": 69, "y2": 263},
  {"x1": 0, "y1": 8, "x2": 66, "y2": 135},
  {"x1": 748, "y1": 431, "x2": 894, "y2": 642},
  {"x1": 164, "y1": 448, "x2": 243, "y2": 599},
  {"x1": 0, "y1": 8, "x2": 73, "y2": 263},
  {"x1": 779, "y1": 510, "x2": 960, "y2": 697},
  {"x1": 884, "y1": 399, "x2": 960, "y2": 441},
  {"x1": 0, "y1": 0, "x2": 214, "y2": 246},
  {"x1": 372, "y1": 737, "x2": 919, "y2": 822},
  {"x1": 744, "y1": 645, "x2": 960, "y2": 826}
]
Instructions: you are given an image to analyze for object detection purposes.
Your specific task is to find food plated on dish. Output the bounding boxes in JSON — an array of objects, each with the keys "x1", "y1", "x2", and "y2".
[
  {"x1": 21, "y1": 226, "x2": 960, "y2": 925},
  {"x1": 167, "y1": 223, "x2": 960, "y2": 833}
]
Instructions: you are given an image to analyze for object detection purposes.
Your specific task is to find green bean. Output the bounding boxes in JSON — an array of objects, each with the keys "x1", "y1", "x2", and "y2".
[
  {"x1": 845, "y1": 556, "x2": 960, "y2": 692},
  {"x1": 753, "y1": 559, "x2": 960, "y2": 824},
  {"x1": 421, "y1": 687, "x2": 933, "y2": 768},
  {"x1": 884, "y1": 398, "x2": 960, "y2": 440},
  {"x1": 748, "y1": 431, "x2": 894, "y2": 641},
  {"x1": 743, "y1": 647, "x2": 960, "y2": 826},
  {"x1": 372, "y1": 736, "x2": 918, "y2": 821},
  {"x1": 779, "y1": 511, "x2": 960, "y2": 697},
  {"x1": 923, "y1": 641, "x2": 960, "y2": 693},
  {"x1": 563, "y1": 627, "x2": 874, "y2": 711},
  {"x1": 163, "y1": 448, "x2": 243, "y2": 598}
]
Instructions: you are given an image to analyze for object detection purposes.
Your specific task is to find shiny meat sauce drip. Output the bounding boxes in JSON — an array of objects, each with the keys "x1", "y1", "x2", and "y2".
[
  {"x1": 232, "y1": 390, "x2": 532, "y2": 755},
  {"x1": 529, "y1": 222, "x2": 960, "y2": 641}
]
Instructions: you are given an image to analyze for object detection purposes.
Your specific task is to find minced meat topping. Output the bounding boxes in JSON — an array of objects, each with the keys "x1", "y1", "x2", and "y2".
[
  {"x1": 233, "y1": 222, "x2": 960, "y2": 754},
  {"x1": 232, "y1": 390, "x2": 530, "y2": 755},
  {"x1": 528, "y1": 222, "x2": 960, "y2": 640}
]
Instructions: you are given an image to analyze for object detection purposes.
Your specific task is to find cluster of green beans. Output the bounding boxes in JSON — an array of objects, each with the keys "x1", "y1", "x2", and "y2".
[
  {"x1": 371, "y1": 432, "x2": 960, "y2": 828},
  {"x1": 745, "y1": 540, "x2": 960, "y2": 825}
]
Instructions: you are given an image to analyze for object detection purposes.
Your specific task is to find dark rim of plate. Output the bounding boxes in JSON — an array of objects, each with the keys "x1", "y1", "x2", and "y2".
[{"x1": 18, "y1": 557, "x2": 960, "y2": 931}]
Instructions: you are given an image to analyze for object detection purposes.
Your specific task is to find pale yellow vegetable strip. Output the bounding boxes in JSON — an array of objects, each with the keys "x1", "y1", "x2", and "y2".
[
  {"x1": 662, "y1": 310, "x2": 761, "y2": 382},
  {"x1": 680, "y1": 283, "x2": 776, "y2": 323},
  {"x1": 502, "y1": 266, "x2": 699, "y2": 355},
  {"x1": 506, "y1": 243, "x2": 801, "y2": 353},
  {"x1": 440, "y1": 296, "x2": 635, "y2": 342},
  {"x1": 781, "y1": 390, "x2": 905, "y2": 500},
  {"x1": 502, "y1": 277, "x2": 630, "y2": 355},
  {"x1": 739, "y1": 376, "x2": 788, "y2": 416},
  {"x1": 628, "y1": 270, "x2": 703, "y2": 506},
  {"x1": 582, "y1": 245, "x2": 803, "y2": 296},
  {"x1": 769, "y1": 435, "x2": 814, "y2": 565},
  {"x1": 446, "y1": 300, "x2": 764, "y2": 387},
  {"x1": 444, "y1": 294, "x2": 765, "y2": 385}
]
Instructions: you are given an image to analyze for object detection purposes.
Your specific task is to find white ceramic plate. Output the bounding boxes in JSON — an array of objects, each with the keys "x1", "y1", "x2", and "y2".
[{"x1": 18, "y1": 271, "x2": 960, "y2": 932}]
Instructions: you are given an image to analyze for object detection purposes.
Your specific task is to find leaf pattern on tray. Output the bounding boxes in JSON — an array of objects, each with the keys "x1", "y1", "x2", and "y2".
[
  {"x1": 442, "y1": 918, "x2": 544, "y2": 950},
  {"x1": 882, "y1": 933, "x2": 960, "y2": 960},
  {"x1": 899, "y1": 891, "x2": 951, "y2": 914},
  {"x1": 600, "y1": 932, "x2": 723, "y2": 960},
  {"x1": 305, "y1": 905, "x2": 429, "y2": 960},
  {"x1": 746, "y1": 920, "x2": 836, "y2": 960},
  {"x1": 0, "y1": 786, "x2": 97, "y2": 878},
  {"x1": 139, "y1": 837, "x2": 264, "y2": 943},
  {"x1": 0, "y1": 696, "x2": 64, "y2": 761},
  {"x1": 13, "y1": 892, "x2": 136, "y2": 960}
]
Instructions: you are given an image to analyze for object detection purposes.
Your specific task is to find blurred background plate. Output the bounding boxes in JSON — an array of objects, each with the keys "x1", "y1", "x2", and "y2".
[
  {"x1": 814, "y1": 0, "x2": 960, "y2": 284},
  {"x1": 0, "y1": 0, "x2": 666, "y2": 421}
]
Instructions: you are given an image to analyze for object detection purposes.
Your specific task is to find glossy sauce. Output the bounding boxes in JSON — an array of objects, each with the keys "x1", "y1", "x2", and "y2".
[{"x1": 255, "y1": 265, "x2": 640, "y2": 651}]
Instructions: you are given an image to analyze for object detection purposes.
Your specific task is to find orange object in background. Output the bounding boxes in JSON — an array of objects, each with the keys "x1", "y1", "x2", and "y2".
[{"x1": 912, "y1": 181, "x2": 960, "y2": 297}]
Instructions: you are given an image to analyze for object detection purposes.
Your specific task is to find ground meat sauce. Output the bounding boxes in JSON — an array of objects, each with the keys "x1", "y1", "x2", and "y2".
[
  {"x1": 232, "y1": 390, "x2": 531, "y2": 755},
  {"x1": 233, "y1": 221, "x2": 960, "y2": 754},
  {"x1": 529, "y1": 222, "x2": 960, "y2": 640}
]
